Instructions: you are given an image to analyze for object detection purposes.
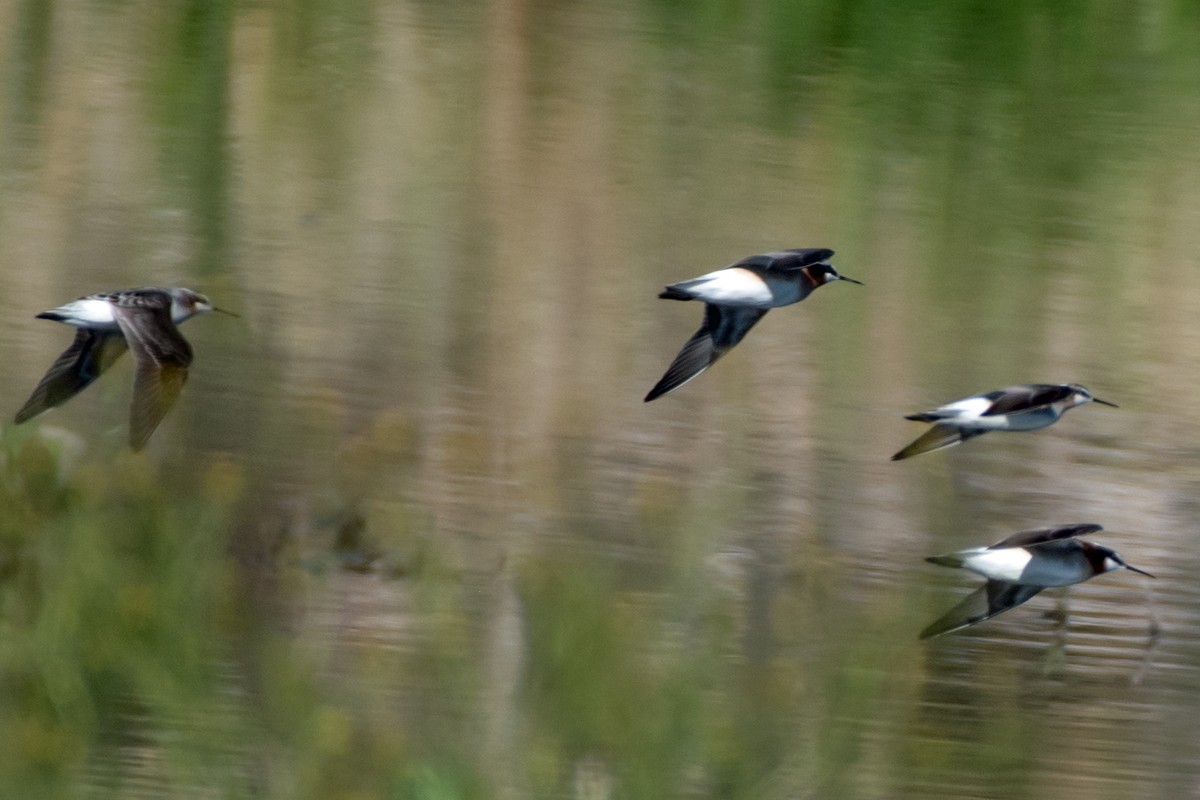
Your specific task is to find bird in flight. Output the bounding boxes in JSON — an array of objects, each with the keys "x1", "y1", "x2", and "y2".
[
  {"x1": 645, "y1": 248, "x2": 861, "y2": 402},
  {"x1": 920, "y1": 523, "x2": 1153, "y2": 639},
  {"x1": 891, "y1": 383, "x2": 1118, "y2": 461},
  {"x1": 14, "y1": 287, "x2": 236, "y2": 450}
]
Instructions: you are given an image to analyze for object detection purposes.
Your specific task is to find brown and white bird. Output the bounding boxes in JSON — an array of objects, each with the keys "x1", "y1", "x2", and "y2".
[{"x1": 14, "y1": 287, "x2": 235, "y2": 450}]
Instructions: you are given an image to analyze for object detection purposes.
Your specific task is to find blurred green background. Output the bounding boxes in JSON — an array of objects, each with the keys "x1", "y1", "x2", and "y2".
[{"x1": 2, "y1": 0, "x2": 1200, "y2": 798}]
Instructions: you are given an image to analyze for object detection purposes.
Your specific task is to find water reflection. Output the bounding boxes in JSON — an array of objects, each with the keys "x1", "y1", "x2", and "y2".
[{"x1": 1, "y1": 0, "x2": 1200, "y2": 797}]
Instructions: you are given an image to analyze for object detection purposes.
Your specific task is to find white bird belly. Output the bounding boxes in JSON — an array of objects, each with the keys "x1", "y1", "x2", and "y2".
[
  {"x1": 675, "y1": 268, "x2": 791, "y2": 307},
  {"x1": 940, "y1": 397, "x2": 995, "y2": 418},
  {"x1": 961, "y1": 548, "x2": 1033, "y2": 582},
  {"x1": 49, "y1": 298, "x2": 120, "y2": 328},
  {"x1": 932, "y1": 397, "x2": 1013, "y2": 430}
]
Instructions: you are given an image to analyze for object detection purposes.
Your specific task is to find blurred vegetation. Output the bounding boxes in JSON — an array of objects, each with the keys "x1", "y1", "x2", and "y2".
[{"x1": 0, "y1": 427, "x2": 474, "y2": 798}]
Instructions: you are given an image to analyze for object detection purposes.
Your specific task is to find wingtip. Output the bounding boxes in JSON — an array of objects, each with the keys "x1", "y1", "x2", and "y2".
[
  {"x1": 643, "y1": 383, "x2": 669, "y2": 402},
  {"x1": 644, "y1": 379, "x2": 686, "y2": 401},
  {"x1": 919, "y1": 628, "x2": 960, "y2": 641},
  {"x1": 918, "y1": 613, "x2": 973, "y2": 640},
  {"x1": 14, "y1": 396, "x2": 49, "y2": 425},
  {"x1": 128, "y1": 424, "x2": 158, "y2": 452},
  {"x1": 129, "y1": 425, "x2": 153, "y2": 451},
  {"x1": 918, "y1": 617, "x2": 959, "y2": 640},
  {"x1": 644, "y1": 371, "x2": 699, "y2": 403}
]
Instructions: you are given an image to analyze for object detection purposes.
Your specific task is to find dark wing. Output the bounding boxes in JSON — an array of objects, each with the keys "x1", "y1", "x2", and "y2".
[
  {"x1": 112, "y1": 300, "x2": 194, "y2": 450},
  {"x1": 14, "y1": 329, "x2": 129, "y2": 423},
  {"x1": 905, "y1": 389, "x2": 1006, "y2": 422},
  {"x1": 919, "y1": 581, "x2": 1045, "y2": 639},
  {"x1": 988, "y1": 524, "x2": 1103, "y2": 550},
  {"x1": 983, "y1": 384, "x2": 1071, "y2": 416},
  {"x1": 110, "y1": 287, "x2": 174, "y2": 309},
  {"x1": 644, "y1": 305, "x2": 767, "y2": 402},
  {"x1": 729, "y1": 254, "x2": 777, "y2": 270},
  {"x1": 735, "y1": 248, "x2": 834, "y2": 272},
  {"x1": 779, "y1": 247, "x2": 834, "y2": 262},
  {"x1": 890, "y1": 424, "x2": 985, "y2": 461}
]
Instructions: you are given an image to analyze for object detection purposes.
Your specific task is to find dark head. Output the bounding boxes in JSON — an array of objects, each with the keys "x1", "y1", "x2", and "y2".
[
  {"x1": 803, "y1": 263, "x2": 864, "y2": 288},
  {"x1": 1086, "y1": 542, "x2": 1154, "y2": 578},
  {"x1": 1067, "y1": 383, "x2": 1118, "y2": 409}
]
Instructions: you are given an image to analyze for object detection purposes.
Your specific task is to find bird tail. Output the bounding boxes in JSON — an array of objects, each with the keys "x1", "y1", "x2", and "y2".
[{"x1": 658, "y1": 286, "x2": 693, "y2": 301}]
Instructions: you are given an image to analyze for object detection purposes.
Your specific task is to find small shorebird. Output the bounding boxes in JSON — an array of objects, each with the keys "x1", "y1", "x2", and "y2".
[
  {"x1": 13, "y1": 287, "x2": 235, "y2": 450},
  {"x1": 891, "y1": 383, "x2": 1118, "y2": 461},
  {"x1": 920, "y1": 523, "x2": 1154, "y2": 639},
  {"x1": 644, "y1": 248, "x2": 861, "y2": 402}
]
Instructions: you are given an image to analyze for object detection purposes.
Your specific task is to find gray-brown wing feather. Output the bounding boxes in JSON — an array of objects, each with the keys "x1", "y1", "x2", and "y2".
[
  {"x1": 112, "y1": 302, "x2": 193, "y2": 450},
  {"x1": 984, "y1": 385, "x2": 1070, "y2": 416},
  {"x1": 129, "y1": 363, "x2": 189, "y2": 450},
  {"x1": 14, "y1": 329, "x2": 129, "y2": 423},
  {"x1": 734, "y1": 248, "x2": 833, "y2": 271},
  {"x1": 919, "y1": 581, "x2": 1045, "y2": 639},
  {"x1": 644, "y1": 305, "x2": 767, "y2": 402},
  {"x1": 891, "y1": 424, "x2": 985, "y2": 461},
  {"x1": 989, "y1": 524, "x2": 1102, "y2": 549}
]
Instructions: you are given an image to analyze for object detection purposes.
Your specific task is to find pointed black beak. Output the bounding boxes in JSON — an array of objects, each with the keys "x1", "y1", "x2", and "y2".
[
  {"x1": 838, "y1": 275, "x2": 865, "y2": 286},
  {"x1": 1126, "y1": 564, "x2": 1155, "y2": 578},
  {"x1": 213, "y1": 307, "x2": 240, "y2": 318},
  {"x1": 1093, "y1": 397, "x2": 1119, "y2": 408}
]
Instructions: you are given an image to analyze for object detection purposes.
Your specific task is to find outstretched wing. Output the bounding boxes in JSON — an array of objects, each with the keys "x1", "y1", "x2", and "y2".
[
  {"x1": 891, "y1": 424, "x2": 985, "y2": 461},
  {"x1": 984, "y1": 384, "x2": 1071, "y2": 416},
  {"x1": 919, "y1": 580, "x2": 1045, "y2": 639},
  {"x1": 112, "y1": 299, "x2": 193, "y2": 450},
  {"x1": 735, "y1": 248, "x2": 834, "y2": 272},
  {"x1": 14, "y1": 329, "x2": 129, "y2": 423},
  {"x1": 988, "y1": 523, "x2": 1103, "y2": 550},
  {"x1": 644, "y1": 305, "x2": 767, "y2": 402}
]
